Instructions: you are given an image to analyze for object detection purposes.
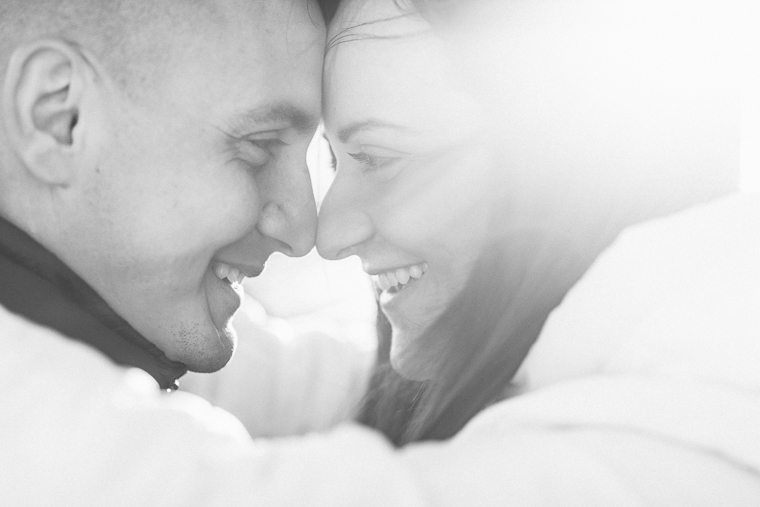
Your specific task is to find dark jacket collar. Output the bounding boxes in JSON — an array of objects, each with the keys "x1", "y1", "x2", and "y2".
[{"x1": 0, "y1": 215, "x2": 186, "y2": 390}]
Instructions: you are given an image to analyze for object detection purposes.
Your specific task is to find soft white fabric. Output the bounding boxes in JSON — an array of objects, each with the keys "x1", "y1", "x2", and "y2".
[
  {"x1": 1, "y1": 192, "x2": 759, "y2": 505},
  {"x1": 394, "y1": 192, "x2": 760, "y2": 506},
  {"x1": 181, "y1": 295, "x2": 375, "y2": 438},
  {"x1": 0, "y1": 305, "x2": 424, "y2": 506},
  {"x1": 181, "y1": 247, "x2": 376, "y2": 438}
]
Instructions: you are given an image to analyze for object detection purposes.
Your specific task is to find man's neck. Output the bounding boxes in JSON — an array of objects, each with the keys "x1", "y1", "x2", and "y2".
[{"x1": 0, "y1": 215, "x2": 186, "y2": 390}]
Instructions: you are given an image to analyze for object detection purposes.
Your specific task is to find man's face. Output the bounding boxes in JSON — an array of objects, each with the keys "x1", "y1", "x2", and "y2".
[{"x1": 70, "y1": 0, "x2": 324, "y2": 372}]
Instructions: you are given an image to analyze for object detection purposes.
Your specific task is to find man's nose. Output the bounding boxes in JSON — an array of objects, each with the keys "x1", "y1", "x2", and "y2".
[
  {"x1": 316, "y1": 175, "x2": 373, "y2": 260},
  {"x1": 258, "y1": 163, "x2": 317, "y2": 257}
]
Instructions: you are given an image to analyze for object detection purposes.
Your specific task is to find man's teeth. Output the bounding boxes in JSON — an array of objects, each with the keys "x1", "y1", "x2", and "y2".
[
  {"x1": 212, "y1": 262, "x2": 246, "y2": 284},
  {"x1": 376, "y1": 263, "x2": 427, "y2": 292}
]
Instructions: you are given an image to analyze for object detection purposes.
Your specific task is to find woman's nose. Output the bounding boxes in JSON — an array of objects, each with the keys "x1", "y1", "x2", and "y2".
[
  {"x1": 258, "y1": 163, "x2": 317, "y2": 257},
  {"x1": 316, "y1": 177, "x2": 373, "y2": 260}
]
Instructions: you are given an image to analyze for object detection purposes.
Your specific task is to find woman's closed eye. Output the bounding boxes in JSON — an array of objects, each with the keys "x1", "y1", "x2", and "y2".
[{"x1": 347, "y1": 150, "x2": 403, "y2": 174}]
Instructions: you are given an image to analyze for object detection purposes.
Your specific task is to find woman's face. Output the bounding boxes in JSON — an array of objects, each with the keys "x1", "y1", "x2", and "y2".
[{"x1": 316, "y1": 0, "x2": 496, "y2": 380}]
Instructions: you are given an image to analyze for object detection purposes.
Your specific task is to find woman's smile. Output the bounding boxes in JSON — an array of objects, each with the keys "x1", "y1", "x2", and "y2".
[
  {"x1": 372, "y1": 262, "x2": 428, "y2": 292},
  {"x1": 376, "y1": 262, "x2": 429, "y2": 319}
]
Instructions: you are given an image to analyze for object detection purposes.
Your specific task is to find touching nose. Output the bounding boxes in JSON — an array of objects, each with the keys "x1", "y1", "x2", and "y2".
[
  {"x1": 316, "y1": 175, "x2": 373, "y2": 260},
  {"x1": 258, "y1": 163, "x2": 317, "y2": 257}
]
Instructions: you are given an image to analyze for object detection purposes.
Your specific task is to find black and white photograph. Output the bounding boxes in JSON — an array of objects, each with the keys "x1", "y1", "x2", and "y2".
[{"x1": 0, "y1": 0, "x2": 758, "y2": 505}]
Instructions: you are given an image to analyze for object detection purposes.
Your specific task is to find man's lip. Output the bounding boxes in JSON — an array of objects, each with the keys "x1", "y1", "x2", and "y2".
[
  {"x1": 206, "y1": 269, "x2": 245, "y2": 332},
  {"x1": 239, "y1": 265, "x2": 264, "y2": 278},
  {"x1": 212, "y1": 259, "x2": 265, "y2": 278}
]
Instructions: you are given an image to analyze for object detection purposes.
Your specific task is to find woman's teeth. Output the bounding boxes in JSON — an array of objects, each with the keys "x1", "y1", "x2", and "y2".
[
  {"x1": 213, "y1": 262, "x2": 246, "y2": 285},
  {"x1": 376, "y1": 263, "x2": 427, "y2": 292}
]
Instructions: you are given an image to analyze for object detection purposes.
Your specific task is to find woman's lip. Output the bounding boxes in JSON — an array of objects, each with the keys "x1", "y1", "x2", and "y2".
[
  {"x1": 378, "y1": 273, "x2": 421, "y2": 312},
  {"x1": 365, "y1": 262, "x2": 426, "y2": 276},
  {"x1": 370, "y1": 262, "x2": 428, "y2": 292}
]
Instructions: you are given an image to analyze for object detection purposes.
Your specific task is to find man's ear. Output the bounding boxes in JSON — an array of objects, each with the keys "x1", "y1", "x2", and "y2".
[{"x1": 2, "y1": 39, "x2": 95, "y2": 186}]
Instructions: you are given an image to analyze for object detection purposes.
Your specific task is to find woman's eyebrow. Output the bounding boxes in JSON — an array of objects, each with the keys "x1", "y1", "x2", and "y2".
[{"x1": 336, "y1": 119, "x2": 408, "y2": 144}]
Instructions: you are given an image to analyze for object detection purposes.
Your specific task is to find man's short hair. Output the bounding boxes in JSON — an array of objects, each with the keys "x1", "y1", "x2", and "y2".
[{"x1": 0, "y1": 0, "x2": 232, "y2": 99}]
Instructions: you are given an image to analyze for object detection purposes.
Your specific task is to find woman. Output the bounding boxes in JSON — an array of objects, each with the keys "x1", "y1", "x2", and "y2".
[
  {"x1": 316, "y1": 0, "x2": 741, "y2": 445},
  {"x1": 316, "y1": 0, "x2": 592, "y2": 438},
  {"x1": 315, "y1": 0, "x2": 544, "y2": 444}
]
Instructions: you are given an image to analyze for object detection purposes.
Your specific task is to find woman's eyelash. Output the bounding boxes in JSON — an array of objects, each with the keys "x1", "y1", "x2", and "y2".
[
  {"x1": 348, "y1": 151, "x2": 395, "y2": 171},
  {"x1": 348, "y1": 152, "x2": 377, "y2": 164}
]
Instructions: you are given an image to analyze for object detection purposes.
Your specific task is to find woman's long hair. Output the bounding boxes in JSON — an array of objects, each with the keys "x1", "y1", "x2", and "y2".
[
  {"x1": 322, "y1": 0, "x2": 628, "y2": 446},
  {"x1": 328, "y1": 0, "x2": 736, "y2": 446},
  {"x1": 358, "y1": 214, "x2": 603, "y2": 446}
]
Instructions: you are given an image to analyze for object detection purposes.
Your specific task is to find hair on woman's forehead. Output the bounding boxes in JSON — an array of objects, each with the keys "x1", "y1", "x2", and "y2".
[
  {"x1": 330, "y1": 0, "x2": 416, "y2": 29},
  {"x1": 327, "y1": 0, "x2": 428, "y2": 51}
]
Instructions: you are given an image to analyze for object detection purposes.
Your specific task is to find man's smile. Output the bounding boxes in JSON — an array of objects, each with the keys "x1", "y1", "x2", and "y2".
[
  {"x1": 205, "y1": 259, "x2": 265, "y2": 336},
  {"x1": 211, "y1": 260, "x2": 265, "y2": 285}
]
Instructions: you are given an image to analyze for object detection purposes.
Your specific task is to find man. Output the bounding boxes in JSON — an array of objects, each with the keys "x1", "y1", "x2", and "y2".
[
  {"x1": 0, "y1": 0, "x2": 402, "y2": 504},
  {"x1": 0, "y1": 0, "x2": 322, "y2": 389},
  {"x1": 0, "y1": 3, "x2": 432, "y2": 506}
]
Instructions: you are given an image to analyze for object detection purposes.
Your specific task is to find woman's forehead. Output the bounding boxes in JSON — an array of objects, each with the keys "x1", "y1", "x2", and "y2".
[
  {"x1": 324, "y1": 43, "x2": 482, "y2": 150},
  {"x1": 325, "y1": 0, "x2": 433, "y2": 80},
  {"x1": 327, "y1": 0, "x2": 421, "y2": 42}
]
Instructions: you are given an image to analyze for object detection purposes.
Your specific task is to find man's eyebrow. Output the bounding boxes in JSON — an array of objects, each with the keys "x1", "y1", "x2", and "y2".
[
  {"x1": 336, "y1": 119, "x2": 408, "y2": 144},
  {"x1": 231, "y1": 103, "x2": 321, "y2": 134}
]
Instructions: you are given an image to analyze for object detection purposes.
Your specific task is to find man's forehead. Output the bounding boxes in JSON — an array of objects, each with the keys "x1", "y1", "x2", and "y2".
[
  {"x1": 148, "y1": 1, "x2": 324, "y2": 110},
  {"x1": 154, "y1": 0, "x2": 323, "y2": 52}
]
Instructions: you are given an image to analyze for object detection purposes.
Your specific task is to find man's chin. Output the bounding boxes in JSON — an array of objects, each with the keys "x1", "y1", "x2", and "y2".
[
  {"x1": 185, "y1": 323, "x2": 237, "y2": 373},
  {"x1": 160, "y1": 318, "x2": 237, "y2": 373}
]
